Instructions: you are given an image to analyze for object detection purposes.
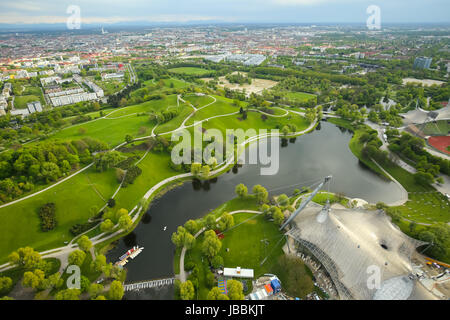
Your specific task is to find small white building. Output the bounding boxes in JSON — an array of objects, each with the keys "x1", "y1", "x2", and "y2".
[{"x1": 223, "y1": 267, "x2": 254, "y2": 279}]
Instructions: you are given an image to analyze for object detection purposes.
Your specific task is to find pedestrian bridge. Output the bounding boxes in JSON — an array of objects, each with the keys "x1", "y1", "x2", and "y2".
[{"x1": 124, "y1": 278, "x2": 175, "y2": 291}]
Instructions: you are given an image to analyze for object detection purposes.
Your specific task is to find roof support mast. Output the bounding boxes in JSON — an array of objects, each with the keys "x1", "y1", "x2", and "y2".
[{"x1": 279, "y1": 176, "x2": 332, "y2": 230}]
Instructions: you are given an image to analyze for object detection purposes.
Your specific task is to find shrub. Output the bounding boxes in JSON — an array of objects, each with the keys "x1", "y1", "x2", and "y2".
[
  {"x1": 38, "y1": 203, "x2": 57, "y2": 231},
  {"x1": 70, "y1": 221, "x2": 98, "y2": 236},
  {"x1": 107, "y1": 199, "x2": 116, "y2": 208}
]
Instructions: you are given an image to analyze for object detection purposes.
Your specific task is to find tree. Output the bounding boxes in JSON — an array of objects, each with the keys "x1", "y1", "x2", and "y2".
[
  {"x1": 201, "y1": 165, "x2": 210, "y2": 179},
  {"x1": 272, "y1": 208, "x2": 285, "y2": 226},
  {"x1": 179, "y1": 280, "x2": 195, "y2": 300},
  {"x1": 184, "y1": 232, "x2": 196, "y2": 250},
  {"x1": 206, "y1": 271, "x2": 216, "y2": 288},
  {"x1": 55, "y1": 288, "x2": 81, "y2": 300},
  {"x1": 91, "y1": 254, "x2": 107, "y2": 273},
  {"x1": 100, "y1": 219, "x2": 114, "y2": 233},
  {"x1": 207, "y1": 287, "x2": 229, "y2": 300},
  {"x1": 107, "y1": 198, "x2": 116, "y2": 208},
  {"x1": 22, "y1": 269, "x2": 46, "y2": 290},
  {"x1": 211, "y1": 255, "x2": 224, "y2": 269},
  {"x1": 89, "y1": 283, "x2": 104, "y2": 299},
  {"x1": 184, "y1": 220, "x2": 199, "y2": 235},
  {"x1": 202, "y1": 230, "x2": 222, "y2": 261},
  {"x1": 48, "y1": 272, "x2": 63, "y2": 290},
  {"x1": 118, "y1": 214, "x2": 132, "y2": 231},
  {"x1": 190, "y1": 162, "x2": 202, "y2": 176},
  {"x1": 108, "y1": 280, "x2": 124, "y2": 300},
  {"x1": 227, "y1": 279, "x2": 244, "y2": 300},
  {"x1": 68, "y1": 250, "x2": 86, "y2": 267},
  {"x1": 125, "y1": 134, "x2": 133, "y2": 143},
  {"x1": 218, "y1": 212, "x2": 234, "y2": 231},
  {"x1": 204, "y1": 215, "x2": 217, "y2": 230},
  {"x1": 0, "y1": 277, "x2": 13, "y2": 296},
  {"x1": 8, "y1": 247, "x2": 41, "y2": 269},
  {"x1": 252, "y1": 185, "x2": 268, "y2": 204},
  {"x1": 235, "y1": 183, "x2": 248, "y2": 198},
  {"x1": 276, "y1": 194, "x2": 289, "y2": 207},
  {"x1": 80, "y1": 276, "x2": 91, "y2": 293},
  {"x1": 93, "y1": 295, "x2": 107, "y2": 300},
  {"x1": 171, "y1": 226, "x2": 188, "y2": 248},
  {"x1": 77, "y1": 235, "x2": 92, "y2": 252}
]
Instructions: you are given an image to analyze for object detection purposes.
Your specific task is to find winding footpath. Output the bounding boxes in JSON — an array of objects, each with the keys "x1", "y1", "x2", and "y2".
[{"x1": 0, "y1": 95, "x2": 318, "y2": 272}]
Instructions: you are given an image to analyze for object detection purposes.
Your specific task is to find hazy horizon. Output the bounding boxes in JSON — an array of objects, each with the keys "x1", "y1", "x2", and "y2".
[{"x1": 0, "y1": 0, "x2": 449, "y2": 28}]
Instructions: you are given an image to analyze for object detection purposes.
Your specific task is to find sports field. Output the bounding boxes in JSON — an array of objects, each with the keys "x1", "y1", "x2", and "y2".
[{"x1": 428, "y1": 136, "x2": 450, "y2": 155}]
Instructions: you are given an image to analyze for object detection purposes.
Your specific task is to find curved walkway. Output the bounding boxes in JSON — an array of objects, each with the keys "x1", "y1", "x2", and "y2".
[{"x1": 0, "y1": 96, "x2": 318, "y2": 272}]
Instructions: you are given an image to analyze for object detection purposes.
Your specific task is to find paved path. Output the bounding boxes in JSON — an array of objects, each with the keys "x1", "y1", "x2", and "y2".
[{"x1": 0, "y1": 96, "x2": 318, "y2": 273}]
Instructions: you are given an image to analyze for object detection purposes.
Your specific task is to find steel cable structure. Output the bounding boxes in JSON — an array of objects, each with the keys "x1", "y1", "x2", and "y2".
[{"x1": 283, "y1": 199, "x2": 431, "y2": 300}]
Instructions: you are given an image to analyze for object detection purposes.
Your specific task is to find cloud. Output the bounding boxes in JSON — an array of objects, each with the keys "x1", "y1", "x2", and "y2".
[
  {"x1": 272, "y1": 0, "x2": 348, "y2": 5},
  {"x1": 2, "y1": 1, "x2": 43, "y2": 12}
]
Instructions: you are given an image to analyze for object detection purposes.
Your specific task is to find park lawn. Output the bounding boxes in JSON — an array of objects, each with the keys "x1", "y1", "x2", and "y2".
[
  {"x1": 280, "y1": 91, "x2": 317, "y2": 103},
  {"x1": 183, "y1": 208, "x2": 286, "y2": 300},
  {"x1": 219, "y1": 212, "x2": 286, "y2": 278},
  {"x1": 422, "y1": 120, "x2": 449, "y2": 136},
  {"x1": 113, "y1": 150, "x2": 181, "y2": 211},
  {"x1": 96, "y1": 80, "x2": 125, "y2": 96},
  {"x1": 105, "y1": 96, "x2": 177, "y2": 118},
  {"x1": 189, "y1": 109, "x2": 311, "y2": 139},
  {"x1": 185, "y1": 97, "x2": 240, "y2": 126},
  {"x1": 22, "y1": 85, "x2": 42, "y2": 96},
  {"x1": 162, "y1": 78, "x2": 191, "y2": 89},
  {"x1": 168, "y1": 67, "x2": 212, "y2": 76},
  {"x1": 14, "y1": 95, "x2": 41, "y2": 109},
  {"x1": 312, "y1": 192, "x2": 349, "y2": 207},
  {"x1": 383, "y1": 164, "x2": 449, "y2": 224},
  {"x1": 51, "y1": 114, "x2": 153, "y2": 147},
  {"x1": 154, "y1": 105, "x2": 193, "y2": 134},
  {"x1": 183, "y1": 94, "x2": 216, "y2": 109},
  {"x1": 0, "y1": 168, "x2": 119, "y2": 264},
  {"x1": 49, "y1": 97, "x2": 179, "y2": 147}
]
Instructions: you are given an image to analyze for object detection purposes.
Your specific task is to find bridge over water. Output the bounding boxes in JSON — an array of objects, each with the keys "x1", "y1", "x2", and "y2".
[{"x1": 124, "y1": 278, "x2": 175, "y2": 291}]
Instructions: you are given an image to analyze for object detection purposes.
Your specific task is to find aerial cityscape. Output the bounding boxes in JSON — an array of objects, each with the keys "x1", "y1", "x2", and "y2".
[{"x1": 0, "y1": 0, "x2": 449, "y2": 305}]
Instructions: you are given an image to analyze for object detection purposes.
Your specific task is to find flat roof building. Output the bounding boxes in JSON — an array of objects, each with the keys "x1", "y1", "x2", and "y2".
[{"x1": 223, "y1": 267, "x2": 254, "y2": 279}]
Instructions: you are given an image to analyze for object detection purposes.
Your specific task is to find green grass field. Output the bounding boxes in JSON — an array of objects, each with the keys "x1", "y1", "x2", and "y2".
[
  {"x1": 422, "y1": 120, "x2": 450, "y2": 136},
  {"x1": 168, "y1": 67, "x2": 212, "y2": 76},
  {"x1": 14, "y1": 95, "x2": 42, "y2": 109},
  {"x1": 185, "y1": 108, "x2": 311, "y2": 140},
  {"x1": 181, "y1": 196, "x2": 286, "y2": 299},
  {"x1": 0, "y1": 168, "x2": 119, "y2": 264},
  {"x1": 49, "y1": 96, "x2": 178, "y2": 147},
  {"x1": 96, "y1": 80, "x2": 125, "y2": 96},
  {"x1": 383, "y1": 164, "x2": 449, "y2": 224},
  {"x1": 280, "y1": 91, "x2": 317, "y2": 103}
]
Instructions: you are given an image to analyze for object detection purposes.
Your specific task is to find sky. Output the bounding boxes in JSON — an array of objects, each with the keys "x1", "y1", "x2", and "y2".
[{"x1": 0, "y1": 0, "x2": 449, "y2": 25}]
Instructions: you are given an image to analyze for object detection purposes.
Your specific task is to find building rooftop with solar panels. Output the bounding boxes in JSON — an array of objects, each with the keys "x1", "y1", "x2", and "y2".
[{"x1": 286, "y1": 201, "x2": 438, "y2": 300}]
